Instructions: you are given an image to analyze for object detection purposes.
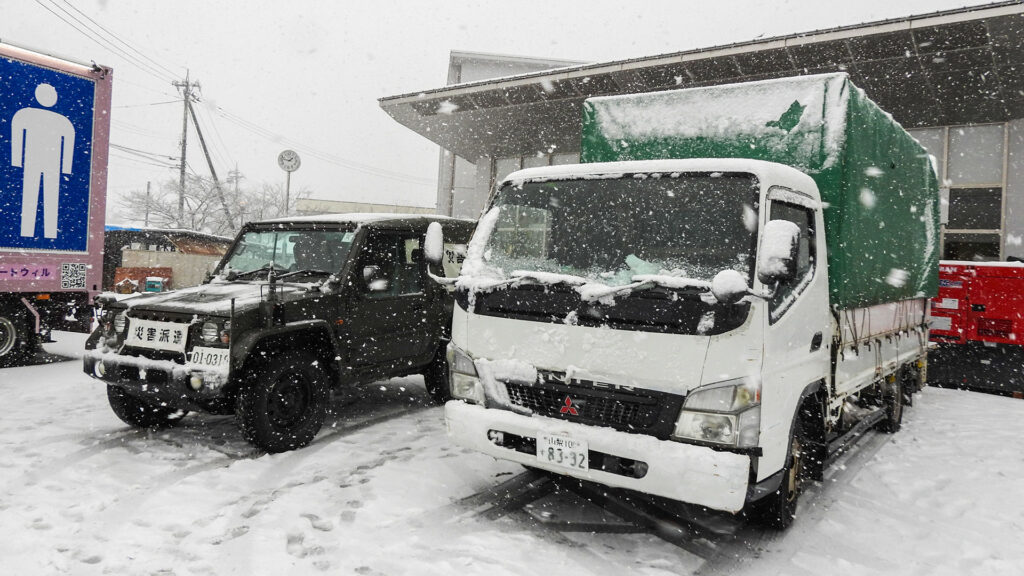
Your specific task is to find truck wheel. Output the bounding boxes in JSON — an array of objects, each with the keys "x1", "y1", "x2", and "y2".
[
  {"x1": 422, "y1": 348, "x2": 451, "y2": 404},
  {"x1": 0, "y1": 307, "x2": 36, "y2": 368},
  {"x1": 236, "y1": 351, "x2": 330, "y2": 453},
  {"x1": 879, "y1": 375, "x2": 903, "y2": 433},
  {"x1": 107, "y1": 385, "x2": 189, "y2": 429},
  {"x1": 748, "y1": 419, "x2": 808, "y2": 529}
]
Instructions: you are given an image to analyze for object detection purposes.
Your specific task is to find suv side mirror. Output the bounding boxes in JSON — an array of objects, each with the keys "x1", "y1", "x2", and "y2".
[
  {"x1": 424, "y1": 222, "x2": 443, "y2": 266},
  {"x1": 757, "y1": 220, "x2": 800, "y2": 285},
  {"x1": 363, "y1": 265, "x2": 380, "y2": 282}
]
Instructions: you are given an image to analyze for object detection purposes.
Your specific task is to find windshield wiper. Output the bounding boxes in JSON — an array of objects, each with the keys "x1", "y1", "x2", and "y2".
[
  {"x1": 276, "y1": 269, "x2": 333, "y2": 280},
  {"x1": 472, "y1": 271, "x2": 589, "y2": 292},
  {"x1": 579, "y1": 275, "x2": 712, "y2": 303},
  {"x1": 232, "y1": 264, "x2": 287, "y2": 279}
]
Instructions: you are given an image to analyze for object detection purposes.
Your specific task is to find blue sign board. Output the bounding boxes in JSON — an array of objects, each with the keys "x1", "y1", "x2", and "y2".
[{"x1": 0, "y1": 56, "x2": 95, "y2": 252}]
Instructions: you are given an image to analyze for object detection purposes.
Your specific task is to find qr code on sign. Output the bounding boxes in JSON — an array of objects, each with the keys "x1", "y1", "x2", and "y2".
[{"x1": 61, "y1": 263, "x2": 87, "y2": 289}]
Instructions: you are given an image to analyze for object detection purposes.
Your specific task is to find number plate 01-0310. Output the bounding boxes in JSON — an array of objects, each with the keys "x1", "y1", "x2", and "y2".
[{"x1": 536, "y1": 433, "x2": 588, "y2": 471}]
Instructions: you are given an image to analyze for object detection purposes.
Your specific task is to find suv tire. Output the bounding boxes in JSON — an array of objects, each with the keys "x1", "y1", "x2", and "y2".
[
  {"x1": 236, "y1": 350, "x2": 330, "y2": 453},
  {"x1": 107, "y1": 385, "x2": 189, "y2": 429}
]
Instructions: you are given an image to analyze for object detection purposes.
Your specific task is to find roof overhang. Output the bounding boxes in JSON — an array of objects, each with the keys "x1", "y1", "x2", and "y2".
[{"x1": 380, "y1": 2, "x2": 1024, "y2": 160}]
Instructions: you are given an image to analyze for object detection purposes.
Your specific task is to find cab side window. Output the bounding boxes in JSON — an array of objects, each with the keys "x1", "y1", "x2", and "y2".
[
  {"x1": 768, "y1": 201, "x2": 815, "y2": 322},
  {"x1": 359, "y1": 232, "x2": 424, "y2": 297}
]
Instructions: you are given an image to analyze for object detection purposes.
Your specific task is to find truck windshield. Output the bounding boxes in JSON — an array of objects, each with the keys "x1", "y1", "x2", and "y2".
[
  {"x1": 482, "y1": 173, "x2": 759, "y2": 287},
  {"x1": 220, "y1": 229, "x2": 355, "y2": 278}
]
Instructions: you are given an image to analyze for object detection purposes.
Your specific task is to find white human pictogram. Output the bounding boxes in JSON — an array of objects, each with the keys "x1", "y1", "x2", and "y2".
[{"x1": 11, "y1": 83, "x2": 75, "y2": 239}]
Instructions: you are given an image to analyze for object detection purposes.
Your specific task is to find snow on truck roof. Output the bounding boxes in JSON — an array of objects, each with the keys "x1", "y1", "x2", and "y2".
[
  {"x1": 259, "y1": 212, "x2": 471, "y2": 225},
  {"x1": 501, "y1": 158, "x2": 817, "y2": 191}
]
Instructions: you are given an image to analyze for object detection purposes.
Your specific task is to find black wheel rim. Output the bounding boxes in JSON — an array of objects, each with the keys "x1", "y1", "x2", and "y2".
[
  {"x1": 0, "y1": 317, "x2": 16, "y2": 357},
  {"x1": 267, "y1": 369, "x2": 311, "y2": 430}
]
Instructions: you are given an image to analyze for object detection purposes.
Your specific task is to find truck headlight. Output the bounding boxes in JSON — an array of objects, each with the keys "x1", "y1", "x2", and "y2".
[
  {"x1": 448, "y1": 345, "x2": 484, "y2": 404},
  {"x1": 673, "y1": 378, "x2": 761, "y2": 448},
  {"x1": 201, "y1": 321, "x2": 220, "y2": 344},
  {"x1": 113, "y1": 311, "x2": 127, "y2": 333}
]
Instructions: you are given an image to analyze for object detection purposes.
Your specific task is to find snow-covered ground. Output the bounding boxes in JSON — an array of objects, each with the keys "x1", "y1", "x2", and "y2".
[{"x1": 1, "y1": 332, "x2": 1022, "y2": 575}]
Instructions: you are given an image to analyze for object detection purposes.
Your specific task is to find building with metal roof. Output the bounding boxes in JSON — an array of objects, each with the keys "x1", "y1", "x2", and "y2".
[{"x1": 380, "y1": 1, "x2": 1024, "y2": 261}]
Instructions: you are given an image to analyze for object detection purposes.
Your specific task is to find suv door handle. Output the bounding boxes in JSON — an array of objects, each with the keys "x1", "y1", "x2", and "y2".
[{"x1": 810, "y1": 332, "x2": 823, "y2": 352}]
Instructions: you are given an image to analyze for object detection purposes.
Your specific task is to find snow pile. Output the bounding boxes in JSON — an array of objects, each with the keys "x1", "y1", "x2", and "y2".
[{"x1": 1, "y1": 354, "x2": 1022, "y2": 575}]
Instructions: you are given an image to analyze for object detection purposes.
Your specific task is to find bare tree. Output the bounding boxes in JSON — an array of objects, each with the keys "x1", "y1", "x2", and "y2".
[{"x1": 117, "y1": 175, "x2": 312, "y2": 236}]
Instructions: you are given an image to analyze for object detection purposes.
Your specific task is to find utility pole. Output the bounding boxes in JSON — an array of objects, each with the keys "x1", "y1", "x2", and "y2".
[
  {"x1": 171, "y1": 71, "x2": 195, "y2": 226},
  {"x1": 144, "y1": 181, "x2": 151, "y2": 227}
]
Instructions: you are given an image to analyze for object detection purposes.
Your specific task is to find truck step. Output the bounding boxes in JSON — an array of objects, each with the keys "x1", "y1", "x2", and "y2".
[{"x1": 825, "y1": 407, "x2": 886, "y2": 467}]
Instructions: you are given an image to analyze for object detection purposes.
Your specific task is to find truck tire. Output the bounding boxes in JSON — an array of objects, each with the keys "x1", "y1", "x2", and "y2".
[
  {"x1": 748, "y1": 418, "x2": 809, "y2": 529},
  {"x1": 107, "y1": 385, "x2": 189, "y2": 429},
  {"x1": 0, "y1": 307, "x2": 36, "y2": 368},
  {"x1": 879, "y1": 375, "x2": 903, "y2": 433},
  {"x1": 422, "y1": 347, "x2": 451, "y2": 404},
  {"x1": 236, "y1": 350, "x2": 330, "y2": 453}
]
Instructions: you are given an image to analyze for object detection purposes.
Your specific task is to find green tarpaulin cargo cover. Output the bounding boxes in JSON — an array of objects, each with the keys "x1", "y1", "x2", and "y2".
[{"x1": 581, "y1": 73, "x2": 939, "y2": 310}]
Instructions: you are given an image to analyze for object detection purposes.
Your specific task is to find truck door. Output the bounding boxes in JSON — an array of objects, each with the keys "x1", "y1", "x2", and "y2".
[
  {"x1": 344, "y1": 229, "x2": 433, "y2": 368},
  {"x1": 762, "y1": 197, "x2": 831, "y2": 407}
]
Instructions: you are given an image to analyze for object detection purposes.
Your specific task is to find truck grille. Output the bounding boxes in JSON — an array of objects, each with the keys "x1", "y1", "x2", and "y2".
[{"x1": 503, "y1": 373, "x2": 685, "y2": 438}]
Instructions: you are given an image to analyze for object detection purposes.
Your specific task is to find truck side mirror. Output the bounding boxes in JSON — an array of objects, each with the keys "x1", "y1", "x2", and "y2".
[
  {"x1": 424, "y1": 222, "x2": 443, "y2": 266},
  {"x1": 757, "y1": 220, "x2": 800, "y2": 285}
]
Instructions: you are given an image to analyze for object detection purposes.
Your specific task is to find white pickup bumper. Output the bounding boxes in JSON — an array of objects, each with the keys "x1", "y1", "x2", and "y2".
[{"x1": 445, "y1": 401, "x2": 751, "y2": 513}]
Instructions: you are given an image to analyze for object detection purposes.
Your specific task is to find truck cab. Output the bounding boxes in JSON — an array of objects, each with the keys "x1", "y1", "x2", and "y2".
[
  {"x1": 429, "y1": 158, "x2": 926, "y2": 528},
  {"x1": 84, "y1": 214, "x2": 474, "y2": 452}
]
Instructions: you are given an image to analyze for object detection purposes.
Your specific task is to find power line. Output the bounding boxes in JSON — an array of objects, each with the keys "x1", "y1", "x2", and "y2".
[
  {"x1": 59, "y1": 0, "x2": 182, "y2": 80},
  {"x1": 113, "y1": 100, "x2": 179, "y2": 109},
  {"x1": 210, "y1": 104, "x2": 434, "y2": 185},
  {"x1": 111, "y1": 142, "x2": 179, "y2": 162},
  {"x1": 33, "y1": 0, "x2": 176, "y2": 85}
]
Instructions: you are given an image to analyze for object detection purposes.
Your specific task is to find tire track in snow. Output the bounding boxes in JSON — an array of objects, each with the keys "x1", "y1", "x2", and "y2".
[{"x1": 693, "y1": 430, "x2": 894, "y2": 576}]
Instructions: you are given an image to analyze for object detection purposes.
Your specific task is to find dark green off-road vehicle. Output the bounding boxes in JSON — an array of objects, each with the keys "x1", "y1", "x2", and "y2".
[{"x1": 84, "y1": 214, "x2": 473, "y2": 452}]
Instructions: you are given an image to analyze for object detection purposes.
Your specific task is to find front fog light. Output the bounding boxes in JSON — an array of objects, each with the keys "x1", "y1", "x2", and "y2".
[
  {"x1": 94, "y1": 360, "x2": 106, "y2": 377},
  {"x1": 190, "y1": 375, "x2": 204, "y2": 390}
]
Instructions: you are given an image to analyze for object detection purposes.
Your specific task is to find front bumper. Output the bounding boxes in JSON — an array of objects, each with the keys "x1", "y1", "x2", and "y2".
[
  {"x1": 83, "y1": 350, "x2": 229, "y2": 410},
  {"x1": 445, "y1": 401, "x2": 751, "y2": 513}
]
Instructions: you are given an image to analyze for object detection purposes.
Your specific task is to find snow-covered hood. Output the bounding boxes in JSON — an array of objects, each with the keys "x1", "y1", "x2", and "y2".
[
  {"x1": 119, "y1": 281, "x2": 316, "y2": 317},
  {"x1": 455, "y1": 309, "x2": 710, "y2": 396}
]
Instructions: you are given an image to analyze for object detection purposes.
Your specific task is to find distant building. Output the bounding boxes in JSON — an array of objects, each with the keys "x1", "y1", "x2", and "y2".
[
  {"x1": 381, "y1": 2, "x2": 1024, "y2": 262},
  {"x1": 103, "y1": 226, "x2": 232, "y2": 291},
  {"x1": 293, "y1": 198, "x2": 436, "y2": 216}
]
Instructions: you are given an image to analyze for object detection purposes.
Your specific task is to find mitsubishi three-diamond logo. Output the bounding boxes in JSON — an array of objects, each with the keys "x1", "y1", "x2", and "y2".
[{"x1": 560, "y1": 396, "x2": 579, "y2": 416}]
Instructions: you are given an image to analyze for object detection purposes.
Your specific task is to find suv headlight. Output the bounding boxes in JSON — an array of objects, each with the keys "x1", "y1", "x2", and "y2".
[
  {"x1": 201, "y1": 321, "x2": 221, "y2": 344},
  {"x1": 447, "y1": 345, "x2": 484, "y2": 404},
  {"x1": 672, "y1": 378, "x2": 761, "y2": 448},
  {"x1": 113, "y1": 311, "x2": 127, "y2": 333}
]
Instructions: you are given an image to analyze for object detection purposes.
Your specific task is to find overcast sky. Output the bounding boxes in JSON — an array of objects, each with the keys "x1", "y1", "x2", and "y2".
[{"x1": 2, "y1": 0, "x2": 999, "y2": 222}]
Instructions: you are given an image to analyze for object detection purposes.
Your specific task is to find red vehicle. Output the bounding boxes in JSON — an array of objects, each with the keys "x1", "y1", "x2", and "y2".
[{"x1": 929, "y1": 260, "x2": 1024, "y2": 397}]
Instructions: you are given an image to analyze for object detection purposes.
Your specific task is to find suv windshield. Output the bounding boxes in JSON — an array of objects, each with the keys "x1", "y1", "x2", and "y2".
[
  {"x1": 220, "y1": 228, "x2": 355, "y2": 278},
  {"x1": 482, "y1": 172, "x2": 759, "y2": 287}
]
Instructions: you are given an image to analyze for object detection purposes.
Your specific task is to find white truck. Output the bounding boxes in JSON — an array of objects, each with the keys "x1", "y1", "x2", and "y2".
[{"x1": 424, "y1": 73, "x2": 939, "y2": 528}]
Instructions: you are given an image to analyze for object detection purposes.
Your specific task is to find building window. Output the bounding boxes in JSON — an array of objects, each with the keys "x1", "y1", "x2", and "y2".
[{"x1": 909, "y1": 123, "x2": 1007, "y2": 261}]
